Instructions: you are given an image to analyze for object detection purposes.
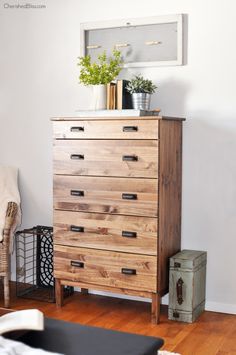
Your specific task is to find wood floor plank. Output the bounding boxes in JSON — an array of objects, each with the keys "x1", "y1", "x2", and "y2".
[{"x1": 1, "y1": 284, "x2": 236, "y2": 355}]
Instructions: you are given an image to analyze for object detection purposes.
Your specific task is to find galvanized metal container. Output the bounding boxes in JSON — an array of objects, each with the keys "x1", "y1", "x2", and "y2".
[
  {"x1": 168, "y1": 250, "x2": 207, "y2": 323},
  {"x1": 131, "y1": 93, "x2": 151, "y2": 110}
]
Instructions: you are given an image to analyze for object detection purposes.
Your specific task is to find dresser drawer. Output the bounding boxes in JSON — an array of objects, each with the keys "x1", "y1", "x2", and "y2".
[
  {"x1": 54, "y1": 210, "x2": 157, "y2": 255},
  {"x1": 53, "y1": 175, "x2": 158, "y2": 217},
  {"x1": 53, "y1": 119, "x2": 158, "y2": 140},
  {"x1": 54, "y1": 245, "x2": 157, "y2": 292},
  {"x1": 53, "y1": 139, "x2": 158, "y2": 178}
]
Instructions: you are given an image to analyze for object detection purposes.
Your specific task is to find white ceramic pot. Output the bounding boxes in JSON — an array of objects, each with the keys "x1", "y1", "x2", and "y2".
[{"x1": 92, "y1": 84, "x2": 107, "y2": 110}]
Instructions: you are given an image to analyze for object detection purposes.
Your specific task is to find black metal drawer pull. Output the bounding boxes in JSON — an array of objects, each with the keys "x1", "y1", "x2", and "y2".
[
  {"x1": 173, "y1": 311, "x2": 179, "y2": 318},
  {"x1": 122, "y1": 155, "x2": 138, "y2": 162},
  {"x1": 122, "y1": 193, "x2": 137, "y2": 200},
  {"x1": 70, "y1": 126, "x2": 84, "y2": 132},
  {"x1": 123, "y1": 126, "x2": 138, "y2": 132},
  {"x1": 70, "y1": 154, "x2": 84, "y2": 160},
  {"x1": 70, "y1": 190, "x2": 84, "y2": 197},
  {"x1": 176, "y1": 277, "x2": 184, "y2": 305},
  {"x1": 122, "y1": 231, "x2": 137, "y2": 238},
  {"x1": 71, "y1": 225, "x2": 84, "y2": 233},
  {"x1": 121, "y1": 268, "x2": 136, "y2": 275},
  {"x1": 71, "y1": 261, "x2": 84, "y2": 268},
  {"x1": 174, "y1": 262, "x2": 181, "y2": 268}
]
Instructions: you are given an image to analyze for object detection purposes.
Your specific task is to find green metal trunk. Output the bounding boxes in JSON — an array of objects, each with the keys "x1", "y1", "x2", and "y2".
[{"x1": 168, "y1": 250, "x2": 207, "y2": 323}]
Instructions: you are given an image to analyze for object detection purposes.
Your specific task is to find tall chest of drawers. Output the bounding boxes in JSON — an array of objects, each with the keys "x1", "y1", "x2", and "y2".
[{"x1": 52, "y1": 114, "x2": 184, "y2": 323}]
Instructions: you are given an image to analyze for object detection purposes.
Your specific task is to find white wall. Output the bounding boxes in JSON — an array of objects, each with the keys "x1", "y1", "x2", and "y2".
[{"x1": 0, "y1": 0, "x2": 236, "y2": 314}]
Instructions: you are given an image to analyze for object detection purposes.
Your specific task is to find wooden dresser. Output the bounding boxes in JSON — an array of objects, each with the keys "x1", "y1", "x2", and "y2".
[{"x1": 52, "y1": 114, "x2": 185, "y2": 323}]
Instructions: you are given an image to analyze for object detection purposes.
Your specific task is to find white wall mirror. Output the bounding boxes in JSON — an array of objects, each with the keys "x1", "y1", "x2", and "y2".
[{"x1": 80, "y1": 14, "x2": 183, "y2": 67}]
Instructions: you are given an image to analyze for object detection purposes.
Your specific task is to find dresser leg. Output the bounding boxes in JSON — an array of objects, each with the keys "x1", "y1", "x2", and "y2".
[
  {"x1": 151, "y1": 293, "x2": 160, "y2": 324},
  {"x1": 81, "y1": 288, "x2": 89, "y2": 294},
  {"x1": 55, "y1": 279, "x2": 64, "y2": 307}
]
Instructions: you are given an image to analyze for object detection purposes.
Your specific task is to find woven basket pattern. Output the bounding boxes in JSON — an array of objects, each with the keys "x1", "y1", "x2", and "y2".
[{"x1": 0, "y1": 202, "x2": 18, "y2": 274}]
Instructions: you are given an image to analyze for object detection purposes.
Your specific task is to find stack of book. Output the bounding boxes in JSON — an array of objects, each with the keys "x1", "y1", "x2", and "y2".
[{"x1": 107, "y1": 80, "x2": 132, "y2": 110}]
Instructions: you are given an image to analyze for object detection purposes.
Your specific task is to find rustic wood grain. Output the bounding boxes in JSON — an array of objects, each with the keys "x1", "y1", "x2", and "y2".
[
  {"x1": 53, "y1": 119, "x2": 159, "y2": 139},
  {"x1": 55, "y1": 278, "x2": 63, "y2": 307},
  {"x1": 158, "y1": 120, "x2": 182, "y2": 295},
  {"x1": 151, "y1": 293, "x2": 161, "y2": 324},
  {"x1": 53, "y1": 175, "x2": 158, "y2": 217},
  {"x1": 54, "y1": 245, "x2": 157, "y2": 293},
  {"x1": 53, "y1": 210, "x2": 157, "y2": 255},
  {"x1": 60, "y1": 280, "x2": 152, "y2": 299},
  {"x1": 52, "y1": 115, "x2": 184, "y2": 323},
  {"x1": 53, "y1": 139, "x2": 158, "y2": 178}
]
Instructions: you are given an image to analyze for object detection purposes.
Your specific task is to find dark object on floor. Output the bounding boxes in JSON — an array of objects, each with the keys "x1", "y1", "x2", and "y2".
[
  {"x1": 19, "y1": 317, "x2": 164, "y2": 355},
  {"x1": 15, "y1": 226, "x2": 73, "y2": 303}
]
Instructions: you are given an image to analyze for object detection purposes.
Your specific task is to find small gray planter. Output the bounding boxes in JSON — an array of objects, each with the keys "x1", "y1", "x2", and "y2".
[{"x1": 131, "y1": 93, "x2": 151, "y2": 110}]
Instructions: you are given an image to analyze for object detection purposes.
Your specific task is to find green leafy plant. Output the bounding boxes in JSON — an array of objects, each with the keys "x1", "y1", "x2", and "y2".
[
  {"x1": 126, "y1": 75, "x2": 157, "y2": 94},
  {"x1": 78, "y1": 49, "x2": 123, "y2": 85}
]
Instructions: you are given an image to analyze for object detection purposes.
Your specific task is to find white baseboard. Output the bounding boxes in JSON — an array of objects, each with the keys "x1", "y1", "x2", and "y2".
[
  {"x1": 82, "y1": 289, "x2": 169, "y2": 304},
  {"x1": 88, "y1": 289, "x2": 151, "y2": 303},
  {"x1": 205, "y1": 301, "x2": 236, "y2": 315},
  {"x1": 84, "y1": 289, "x2": 236, "y2": 315}
]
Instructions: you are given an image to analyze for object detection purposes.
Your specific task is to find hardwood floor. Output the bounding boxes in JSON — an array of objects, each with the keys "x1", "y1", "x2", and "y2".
[{"x1": 1, "y1": 285, "x2": 236, "y2": 355}]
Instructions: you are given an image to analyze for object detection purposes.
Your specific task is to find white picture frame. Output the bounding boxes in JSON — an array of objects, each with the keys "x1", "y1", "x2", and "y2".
[{"x1": 80, "y1": 14, "x2": 183, "y2": 67}]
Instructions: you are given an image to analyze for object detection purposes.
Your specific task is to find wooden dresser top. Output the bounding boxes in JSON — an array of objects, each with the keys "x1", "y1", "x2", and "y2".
[{"x1": 51, "y1": 115, "x2": 185, "y2": 121}]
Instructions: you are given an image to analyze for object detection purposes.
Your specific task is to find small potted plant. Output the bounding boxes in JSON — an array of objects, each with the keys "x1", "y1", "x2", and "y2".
[
  {"x1": 126, "y1": 75, "x2": 157, "y2": 110},
  {"x1": 78, "y1": 49, "x2": 122, "y2": 110}
]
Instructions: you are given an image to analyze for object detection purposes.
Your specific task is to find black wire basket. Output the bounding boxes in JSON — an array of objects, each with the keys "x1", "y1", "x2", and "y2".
[{"x1": 15, "y1": 225, "x2": 73, "y2": 302}]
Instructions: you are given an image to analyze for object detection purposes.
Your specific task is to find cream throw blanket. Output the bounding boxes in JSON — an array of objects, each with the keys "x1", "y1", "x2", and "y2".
[{"x1": 0, "y1": 166, "x2": 21, "y2": 244}]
